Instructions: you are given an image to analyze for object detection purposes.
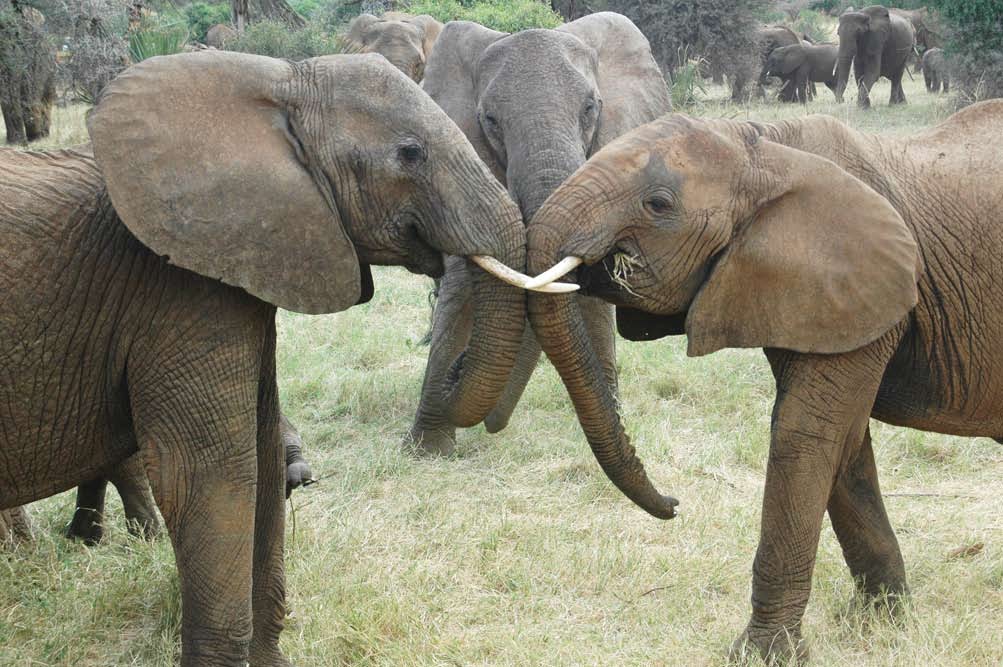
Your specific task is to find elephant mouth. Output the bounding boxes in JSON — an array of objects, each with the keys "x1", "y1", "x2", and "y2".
[
  {"x1": 578, "y1": 241, "x2": 648, "y2": 306},
  {"x1": 356, "y1": 217, "x2": 445, "y2": 278}
]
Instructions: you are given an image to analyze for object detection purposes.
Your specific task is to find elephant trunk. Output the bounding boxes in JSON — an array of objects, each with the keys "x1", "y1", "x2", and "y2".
[
  {"x1": 526, "y1": 208, "x2": 678, "y2": 520},
  {"x1": 833, "y1": 42, "x2": 855, "y2": 103},
  {"x1": 506, "y1": 142, "x2": 587, "y2": 222}
]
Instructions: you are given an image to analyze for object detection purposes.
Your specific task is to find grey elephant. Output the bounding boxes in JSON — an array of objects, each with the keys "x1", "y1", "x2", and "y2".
[
  {"x1": 407, "y1": 12, "x2": 671, "y2": 456},
  {"x1": 342, "y1": 12, "x2": 442, "y2": 81},
  {"x1": 890, "y1": 6, "x2": 942, "y2": 71},
  {"x1": 835, "y1": 5, "x2": 916, "y2": 108},
  {"x1": 1, "y1": 50, "x2": 532, "y2": 665},
  {"x1": 205, "y1": 22, "x2": 238, "y2": 49},
  {"x1": 764, "y1": 42, "x2": 839, "y2": 103},
  {"x1": 921, "y1": 47, "x2": 949, "y2": 93},
  {"x1": 755, "y1": 24, "x2": 803, "y2": 101},
  {"x1": 64, "y1": 414, "x2": 313, "y2": 544},
  {"x1": 0, "y1": 2, "x2": 55, "y2": 144},
  {"x1": 524, "y1": 101, "x2": 1003, "y2": 663}
]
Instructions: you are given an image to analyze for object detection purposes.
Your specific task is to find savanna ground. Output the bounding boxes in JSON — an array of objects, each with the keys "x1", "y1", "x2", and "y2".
[{"x1": 3, "y1": 69, "x2": 1002, "y2": 666}]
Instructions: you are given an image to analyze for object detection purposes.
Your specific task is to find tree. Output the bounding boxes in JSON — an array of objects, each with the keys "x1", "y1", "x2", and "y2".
[{"x1": 929, "y1": 0, "x2": 1003, "y2": 103}]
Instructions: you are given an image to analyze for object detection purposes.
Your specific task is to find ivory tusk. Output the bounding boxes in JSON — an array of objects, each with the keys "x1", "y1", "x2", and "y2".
[
  {"x1": 470, "y1": 255, "x2": 579, "y2": 293},
  {"x1": 524, "y1": 256, "x2": 583, "y2": 289}
]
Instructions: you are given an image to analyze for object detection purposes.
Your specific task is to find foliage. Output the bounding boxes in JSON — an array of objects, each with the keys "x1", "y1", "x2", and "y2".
[
  {"x1": 183, "y1": 1, "x2": 231, "y2": 43},
  {"x1": 668, "y1": 45, "x2": 706, "y2": 110},
  {"x1": 228, "y1": 18, "x2": 339, "y2": 58},
  {"x1": 929, "y1": 0, "x2": 1003, "y2": 103},
  {"x1": 789, "y1": 8, "x2": 831, "y2": 44},
  {"x1": 66, "y1": 32, "x2": 128, "y2": 103},
  {"x1": 128, "y1": 15, "x2": 188, "y2": 62},
  {"x1": 404, "y1": 0, "x2": 563, "y2": 31}
]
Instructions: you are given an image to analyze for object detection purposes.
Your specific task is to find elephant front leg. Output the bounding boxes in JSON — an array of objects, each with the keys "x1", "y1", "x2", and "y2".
[
  {"x1": 731, "y1": 343, "x2": 894, "y2": 665},
  {"x1": 66, "y1": 477, "x2": 110, "y2": 545},
  {"x1": 889, "y1": 71, "x2": 907, "y2": 105},
  {"x1": 827, "y1": 426, "x2": 907, "y2": 605},
  {"x1": 407, "y1": 256, "x2": 473, "y2": 456}
]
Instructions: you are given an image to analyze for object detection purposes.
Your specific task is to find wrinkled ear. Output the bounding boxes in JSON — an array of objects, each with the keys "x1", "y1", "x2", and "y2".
[
  {"x1": 616, "y1": 307, "x2": 686, "y2": 341},
  {"x1": 558, "y1": 12, "x2": 672, "y2": 149},
  {"x1": 88, "y1": 51, "x2": 361, "y2": 314},
  {"x1": 686, "y1": 140, "x2": 921, "y2": 356},
  {"x1": 343, "y1": 13, "x2": 379, "y2": 51},
  {"x1": 408, "y1": 14, "x2": 443, "y2": 59},
  {"x1": 421, "y1": 21, "x2": 506, "y2": 180}
]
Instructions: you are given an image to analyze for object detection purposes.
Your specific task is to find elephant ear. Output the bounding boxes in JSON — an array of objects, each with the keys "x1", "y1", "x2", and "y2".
[
  {"x1": 88, "y1": 51, "x2": 362, "y2": 314},
  {"x1": 685, "y1": 139, "x2": 921, "y2": 357},
  {"x1": 616, "y1": 307, "x2": 686, "y2": 341},
  {"x1": 558, "y1": 12, "x2": 671, "y2": 150},
  {"x1": 408, "y1": 14, "x2": 443, "y2": 59},
  {"x1": 342, "y1": 13, "x2": 379, "y2": 53},
  {"x1": 421, "y1": 21, "x2": 506, "y2": 181}
]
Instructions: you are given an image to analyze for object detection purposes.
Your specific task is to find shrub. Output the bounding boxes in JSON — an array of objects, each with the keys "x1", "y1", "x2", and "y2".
[
  {"x1": 183, "y1": 1, "x2": 231, "y2": 43},
  {"x1": 668, "y1": 46, "x2": 706, "y2": 110},
  {"x1": 66, "y1": 32, "x2": 128, "y2": 102},
  {"x1": 228, "y1": 18, "x2": 339, "y2": 58},
  {"x1": 789, "y1": 9, "x2": 831, "y2": 44},
  {"x1": 128, "y1": 14, "x2": 189, "y2": 62},
  {"x1": 404, "y1": 0, "x2": 563, "y2": 31},
  {"x1": 930, "y1": 0, "x2": 1003, "y2": 104}
]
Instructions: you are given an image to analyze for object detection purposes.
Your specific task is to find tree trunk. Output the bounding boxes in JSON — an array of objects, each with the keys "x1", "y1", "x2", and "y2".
[
  {"x1": 232, "y1": 0, "x2": 249, "y2": 33},
  {"x1": 254, "y1": 0, "x2": 305, "y2": 29}
]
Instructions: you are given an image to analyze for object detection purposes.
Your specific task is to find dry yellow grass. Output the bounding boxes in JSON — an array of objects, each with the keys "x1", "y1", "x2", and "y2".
[{"x1": 2, "y1": 76, "x2": 1001, "y2": 666}]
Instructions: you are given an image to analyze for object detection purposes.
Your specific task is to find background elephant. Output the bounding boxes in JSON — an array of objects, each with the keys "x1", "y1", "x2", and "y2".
[
  {"x1": 1, "y1": 51, "x2": 529, "y2": 664},
  {"x1": 764, "y1": 42, "x2": 839, "y2": 103},
  {"x1": 835, "y1": 5, "x2": 916, "y2": 108},
  {"x1": 525, "y1": 101, "x2": 1003, "y2": 663},
  {"x1": 341, "y1": 12, "x2": 442, "y2": 82},
  {"x1": 890, "y1": 6, "x2": 942, "y2": 71},
  {"x1": 205, "y1": 22, "x2": 238, "y2": 49},
  {"x1": 0, "y1": 2, "x2": 55, "y2": 144},
  {"x1": 755, "y1": 25, "x2": 803, "y2": 101},
  {"x1": 921, "y1": 46, "x2": 949, "y2": 93},
  {"x1": 64, "y1": 414, "x2": 313, "y2": 545},
  {"x1": 408, "y1": 12, "x2": 671, "y2": 456}
]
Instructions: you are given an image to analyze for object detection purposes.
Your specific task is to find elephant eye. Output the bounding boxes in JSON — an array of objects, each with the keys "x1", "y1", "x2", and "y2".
[
  {"x1": 482, "y1": 112, "x2": 499, "y2": 128},
  {"x1": 398, "y1": 141, "x2": 426, "y2": 167},
  {"x1": 644, "y1": 196, "x2": 673, "y2": 217}
]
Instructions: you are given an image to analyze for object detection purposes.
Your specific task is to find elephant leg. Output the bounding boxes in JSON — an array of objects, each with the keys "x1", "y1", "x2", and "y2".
[
  {"x1": 827, "y1": 426, "x2": 907, "y2": 604},
  {"x1": 483, "y1": 324, "x2": 540, "y2": 433},
  {"x1": 796, "y1": 70, "x2": 809, "y2": 105},
  {"x1": 889, "y1": 70, "x2": 907, "y2": 105},
  {"x1": 730, "y1": 337, "x2": 896, "y2": 665},
  {"x1": 280, "y1": 412, "x2": 313, "y2": 497},
  {"x1": 407, "y1": 255, "x2": 472, "y2": 456},
  {"x1": 0, "y1": 506, "x2": 33, "y2": 545},
  {"x1": 249, "y1": 322, "x2": 291, "y2": 667},
  {"x1": 66, "y1": 476, "x2": 110, "y2": 544},
  {"x1": 1, "y1": 92, "x2": 26, "y2": 144},
  {"x1": 109, "y1": 451, "x2": 161, "y2": 540}
]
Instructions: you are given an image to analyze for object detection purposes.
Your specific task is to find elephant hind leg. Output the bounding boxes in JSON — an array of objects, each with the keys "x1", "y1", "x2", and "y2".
[
  {"x1": 0, "y1": 506, "x2": 34, "y2": 546},
  {"x1": 109, "y1": 451, "x2": 160, "y2": 540},
  {"x1": 889, "y1": 72, "x2": 907, "y2": 105},
  {"x1": 66, "y1": 476, "x2": 110, "y2": 545}
]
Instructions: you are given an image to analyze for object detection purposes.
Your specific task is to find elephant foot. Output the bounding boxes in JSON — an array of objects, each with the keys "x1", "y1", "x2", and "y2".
[
  {"x1": 403, "y1": 424, "x2": 456, "y2": 457},
  {"x1": 249, "y1": 643, "x2": 292, "y2": 667},
  {"x1": 851, "y1": 580, "x2": 909, "y2": 623},
  {"x1": 728, "y1": 625, "x2": 809, "y2": 666},
  {"x1": 66, "y1": 508, "x2": 103, "y2": 546}
]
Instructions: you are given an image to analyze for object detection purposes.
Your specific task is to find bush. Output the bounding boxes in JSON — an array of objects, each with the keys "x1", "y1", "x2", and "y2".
[
  {"x1": 668, "y1": 46, "x2": 706, "y2": 110},
  {"x1": 930, "y1": 0, "x2": 1003, "y2": 103},
  {"x1": 128, "y1": 14, "x2": 189, "y2": 62},
  {"x1": 228, "y1": 18, "x2": 339, "y2": 58},
  {"x1": 789, "y1": 9, "x2": 831, "y2": 44},
  {"x1": 183, "y1": 1, "x2": 231, "y2": 43},
  {"x1": 405, "y1": 0, "x2": 563, "y2": 32}
]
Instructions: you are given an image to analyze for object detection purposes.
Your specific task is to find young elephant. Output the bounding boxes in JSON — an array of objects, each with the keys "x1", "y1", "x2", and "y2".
[
  {"x1": 525, "y1": 102, "x2": 1003, "y2": 663},
  {"x1": 341, "y1": 12, "x2": 442, "y2": 81},
  {"x1": 64, "y1": 414, "x2": 313, "y2": 545},
  {"x1": 764, "y1": 42, "x2": 839, "y2": 103},
  {"x1": 1, "y1": 51, "x2": 532, "y2": 665},
  {"x1": 921, "y1": 47, "x2": 949, "y2": 93}
]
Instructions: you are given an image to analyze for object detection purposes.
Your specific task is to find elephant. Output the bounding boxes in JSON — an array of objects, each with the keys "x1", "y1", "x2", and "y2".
[
  {"x1": 763, "y1": 42, "x2": 839, "y2": 103},
  {"x1": 0, "y1": 505, "x2": 32, "y2": 545},
  {"x1": 205, "y1": 22, "x2": 238, "y2": 49},
  {"x1": 755, "y1": 25, "x2": 803, "y2": 101},
  {"x1": 0, "y1": 50, "x2": 534, "y2": 665},
  {"x1": 921, "y1": 47, "x2": 949, "y2": 93},
  {"x1": 407, "y1": 12, "x2": 671, "y2": 456},
  {"x1": 63, "y1": 414, "x2": 314, "y2": 545},
  {"x1": 341, "y1": 12, "x2": 442, "y2": 82},
  {"x1": 834, "y1": 5, "x2": 916, "y2": 108},
  {"x1": 0, "y1": 3, "x2": 56, "y2": 144},
  {"x1": 890, "y1": 7, "x2": 942, "y2": 71},
  {"x1": 524, "y1": 101, "x2": 1003, "y2": 663}
]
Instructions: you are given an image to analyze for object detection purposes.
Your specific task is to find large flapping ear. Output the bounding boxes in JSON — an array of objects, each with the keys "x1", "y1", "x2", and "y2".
[
  {"x1": 558, "y1": 12, "x2": 672, "y2": 150},
  {"x1": 421, "y1": 21, "x2": 507, "y2": 181},
  {"x1": 685, "y1": 138, "x2": 921, "y2": 357},
  {"x1": 88, "y1": 51, "x2": 361, "y2": 314}
]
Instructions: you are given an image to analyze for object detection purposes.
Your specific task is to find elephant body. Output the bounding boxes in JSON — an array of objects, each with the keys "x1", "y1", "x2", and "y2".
[
  {"x1": 764, "y1": 42, "x2": 839, "y2": 103},
  {"x1": 407, "y1": 13, "x2": 671, "y2": 456},
  {"x1": 890, "y1": 7, "x2": 942, "y2": 71},
  {"x1": 1, "y1": 51, "x2": 528, "y2": 665},
  {"x1": 342, "y1": 12, "x2": 442, "y2": 81},
  {"x1": 525, "y1": 100, "x2": 1003, "y2": 663},
  {"x1": 834, "y1": 5, "x2": 916, "y2": 108},
  {"x1": 205, "y1": 23, "x2": 238, "y2": 49},
  {"x1": 755, "y1": 25, "x2": 803, "y2": 101},
  {"x1": 921, "y1": 47, "x2": 949, "y2": 93},
  {"x1": 0, "y1": 6, "x2": 55, "y2": 144}
]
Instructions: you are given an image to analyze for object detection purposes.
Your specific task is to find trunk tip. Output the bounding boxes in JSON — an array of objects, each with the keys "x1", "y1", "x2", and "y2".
[{"x1": 647, "y1": 494, "x2": 679, "y2": 520}]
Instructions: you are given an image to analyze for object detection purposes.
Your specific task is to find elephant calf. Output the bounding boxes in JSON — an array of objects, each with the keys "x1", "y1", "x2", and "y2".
[
  {"x1": 525, "y1": 101, "x2": 1003, "y2": 663},
  {"x1": 921, "y1": 47, "x2": 950, "y2": 93},
  {"x1": 764, "y1": 43, "x2": 839, "y2": 103},
  {"x1": 341, "y1": 12, "x2": 442, "y2": 82}
]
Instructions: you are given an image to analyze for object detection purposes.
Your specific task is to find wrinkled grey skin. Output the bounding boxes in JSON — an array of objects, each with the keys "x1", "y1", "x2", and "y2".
[
  {"x1": 921, "y1": 47, "x2": 949, "y2": 93},
  {"x1": 342, "y1": 12, "x2": 442, "y2": 82},
  {"x1": 407, "y1": 13, "x2": 671, "y2": 456},
  {"x1": 765, "y1": 42, "x2": 839, "y2": 103},
  {"x1": 834, "y1": 5, "x2": 916, "y2": 108},
  {"x1": 64, "y1": 414, "x2": 312, "y2": 545},
  {"x1": 1, "y1": 51, "x2": 526, "y2": 666}
]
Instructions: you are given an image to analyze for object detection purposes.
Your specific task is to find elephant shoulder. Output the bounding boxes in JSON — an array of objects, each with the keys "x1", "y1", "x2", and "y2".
[{"x1": 0, "y1": 147, "x2": 104, "y2": 227}]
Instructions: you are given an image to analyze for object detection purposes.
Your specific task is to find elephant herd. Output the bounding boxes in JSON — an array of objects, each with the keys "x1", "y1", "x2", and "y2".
[
  {"x1": 759, "y1": 5, "x2": 946, "y2": 108},
  {"x1": 2, "y1": 7, "x2": 1002, "y2": 667}
]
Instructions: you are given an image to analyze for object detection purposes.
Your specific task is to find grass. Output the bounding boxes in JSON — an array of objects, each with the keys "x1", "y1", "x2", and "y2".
[{"x1": 2, "y1": 75, "x2": 1002, "y2": 666}]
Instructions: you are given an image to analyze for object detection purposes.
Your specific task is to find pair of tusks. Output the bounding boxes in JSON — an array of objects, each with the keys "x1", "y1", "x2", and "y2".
[{"x1": 470, "y1": 256, "x2": 583, "y2": 294}]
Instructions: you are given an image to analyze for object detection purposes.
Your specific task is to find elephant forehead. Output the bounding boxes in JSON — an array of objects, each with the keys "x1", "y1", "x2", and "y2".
[{"x1": 478, "y1": 30, "x2": 595, "y2": 81}]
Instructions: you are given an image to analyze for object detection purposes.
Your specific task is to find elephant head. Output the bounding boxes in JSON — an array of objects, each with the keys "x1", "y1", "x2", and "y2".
[
  {"x1": 525, "y1": 116, "x2": 921, "y2": 516},
  {"x1": 87, "y1": 51, "x2": 528, "y2": 426},
  {"x1": 764, "y1": 43, "x2": 803, "y2": 80},
  {"x1": 342, "y1": 12, "x2": 442, "y2": 81}
]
